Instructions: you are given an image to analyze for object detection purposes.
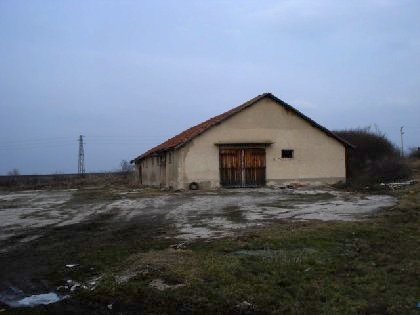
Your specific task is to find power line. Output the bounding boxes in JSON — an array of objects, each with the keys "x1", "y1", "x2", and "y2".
[
  {"x1": 0, "y1": 137, "x2": 168, "y2": 150},
  {"x1": 0, "y1": 141, "x2": 162, "y2": 151}
]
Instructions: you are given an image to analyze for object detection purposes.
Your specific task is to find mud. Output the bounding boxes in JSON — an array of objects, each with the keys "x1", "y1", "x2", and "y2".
[
  {"x1": 0, "y1": 187, "x2": 397, "y2": 308},
  {"x1": 0, "y1": 188, "x2": 396, "y2": 244}
]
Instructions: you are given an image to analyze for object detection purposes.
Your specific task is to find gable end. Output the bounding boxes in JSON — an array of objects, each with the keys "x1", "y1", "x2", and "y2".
[{"x1": 131, "y1": 93, "x2": 353, "y2": 163}]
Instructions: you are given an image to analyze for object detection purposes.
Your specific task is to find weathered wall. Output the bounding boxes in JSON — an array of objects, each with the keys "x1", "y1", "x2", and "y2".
[
  {"x1": 165, "y1": 150, "x2": 181, "y2": 189},
  {"x1": 139, "y1": 156, "x2": 160, "y2": 186},
  {"x1": 180, "y1": 98, "x2": 346, "y2": 189},
  {"x1": 138, "y1": 151, "x2": 182, "y2": 188}
]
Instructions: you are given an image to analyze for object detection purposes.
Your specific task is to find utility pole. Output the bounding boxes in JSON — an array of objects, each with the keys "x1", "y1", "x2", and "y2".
[
  {"x1": 400, "y1": 126, "x2": 404, "y2": 157},
  {"x1": 78, "y1": 135, "x2": 85, "y2": 176}
]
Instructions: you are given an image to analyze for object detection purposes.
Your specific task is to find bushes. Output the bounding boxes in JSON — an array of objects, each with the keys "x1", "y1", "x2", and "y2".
[
  {"x1": 335, "y1": 127, "x2": 398, "y2": 161},
  {"x1": 334, "y1": 127, "x2": 411, "y2": 187},
  {"x1": 367, "y1": 157, "x2": 411, "y2": 183},
  {"x1": 409, "y1": 147, "x2": 420, "y2": 159}
]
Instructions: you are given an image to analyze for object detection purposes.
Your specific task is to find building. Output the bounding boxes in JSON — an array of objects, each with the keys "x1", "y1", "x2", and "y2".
[{"x1": 131, "y1": 93, "x2": 353, "y2": 189}]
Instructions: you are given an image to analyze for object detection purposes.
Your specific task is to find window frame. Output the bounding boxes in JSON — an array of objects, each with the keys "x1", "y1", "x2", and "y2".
[{"x1": 281, "y1": 149, "x2": 294, "y2": 159}]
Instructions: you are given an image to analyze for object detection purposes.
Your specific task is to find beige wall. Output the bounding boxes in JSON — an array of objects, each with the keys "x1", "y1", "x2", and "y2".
[
  {"x1": 138, "y1": 156, "x2": 160, "y2": 186},
  {"x1": 137, "y1": 151, "x2": 182, "y2": 188},
  {"x1": 180, "y1": 98, "x2": 346, "y2": 189},
  {"x1": 166, "y1": 150, "x2": 181, "y2": 189}
]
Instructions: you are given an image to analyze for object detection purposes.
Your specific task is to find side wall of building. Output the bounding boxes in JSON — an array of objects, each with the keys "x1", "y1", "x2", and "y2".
[
  {"x1": 180, "y1": 98, "x2": 346, "y2": 189},
  {"x1": 138, "y1": 156, "x2": 160, "y2": 186},
  {"x1": 165, "y1": 150, "x2": 182, "y2": 189},
  {"x1": 136, "y1": 150, "x2": 183, "y2": 188}
]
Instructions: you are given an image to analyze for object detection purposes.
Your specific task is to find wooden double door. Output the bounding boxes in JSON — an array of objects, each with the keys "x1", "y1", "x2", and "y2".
[{"x1": 219, "y1": 147, "x2": 266, "y2": 188}]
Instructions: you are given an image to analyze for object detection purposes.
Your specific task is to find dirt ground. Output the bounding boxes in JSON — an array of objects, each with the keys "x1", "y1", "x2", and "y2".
[
  {"x1": 0, "y1": 185, "x2": 398, "y2": 311},
  {"x1": 0, "y1": 187, "x2": 396, "y2": 245}
]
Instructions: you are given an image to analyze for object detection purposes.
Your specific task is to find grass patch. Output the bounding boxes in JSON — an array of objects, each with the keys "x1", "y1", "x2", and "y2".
[
  {"x1": 6, "y1": 176, "x2": 420, "y2": 314},
  {"x1": 64, "y1": 188, "x2": 122, "y2": 205},
  {"x1": 63, "y1": 184, "x2": 419, "y2": 314}
]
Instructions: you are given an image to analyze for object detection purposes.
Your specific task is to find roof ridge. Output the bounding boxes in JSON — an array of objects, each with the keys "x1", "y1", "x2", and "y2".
[{"x1": 132, "y1": 93, "x2": 352, "y2": 162}]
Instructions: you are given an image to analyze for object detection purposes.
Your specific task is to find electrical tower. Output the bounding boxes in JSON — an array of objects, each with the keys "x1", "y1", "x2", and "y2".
[{"x1": 78, "y1": 135, "x2": 85, "y2": 176}]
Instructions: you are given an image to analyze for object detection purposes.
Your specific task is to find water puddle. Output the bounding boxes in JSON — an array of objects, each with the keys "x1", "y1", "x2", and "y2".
[
  {"x1": 15, "y1": 292, "x2": 62, "y2": 307},
  {"x1": 0, "y1": 287, "x2": 66, "y2": 308}
]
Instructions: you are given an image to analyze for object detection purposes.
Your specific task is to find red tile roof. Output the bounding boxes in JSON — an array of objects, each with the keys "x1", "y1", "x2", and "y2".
[{"x1": 132, "y1": 93, "x2": 353, "y2": 162}]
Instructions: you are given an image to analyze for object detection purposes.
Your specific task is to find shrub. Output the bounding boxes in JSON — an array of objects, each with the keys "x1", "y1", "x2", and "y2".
[
  {"x1": 120, "y1": 160, "x2": 134, "y2": 173},
  {"x1": 335, "y1": 127, "x2": 399, "y2": 161},
  {"x1": 368, "y1": 157, "x2": 411, "y2": 183},
  {"x1": 408, "y1": 147, "x2": 420, "y2": 159},
  {"x1": 334, "y1": 127, "x2": 411, "y2": 186},
  {"x1": 7, "y1": 168, "x2": 20, "y2": 176}
]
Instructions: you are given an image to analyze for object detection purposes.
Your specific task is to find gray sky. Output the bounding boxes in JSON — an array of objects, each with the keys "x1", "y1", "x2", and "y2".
[{"x1": 1, "y1": 0, "x2": 419, "y2": 174}]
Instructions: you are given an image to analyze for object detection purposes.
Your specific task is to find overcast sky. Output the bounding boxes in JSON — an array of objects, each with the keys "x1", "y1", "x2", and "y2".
[{"x1": 0, "y1": 0, "x2": 419, "y2": 174}]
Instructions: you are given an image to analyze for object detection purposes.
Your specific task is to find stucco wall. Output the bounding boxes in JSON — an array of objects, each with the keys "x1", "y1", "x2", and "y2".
[
  {"x1": 165, "y1": 150, "x2": 181, "y2": 189},
  {"x1": 138, "y1": 151, "x2": 182, "y2": 188},
  {"x1": 180, "y1": 98, "x2": 346, "y2": 189},
  {"x1": 139, "y1": 156, "x2": 160, "y2": 186}
]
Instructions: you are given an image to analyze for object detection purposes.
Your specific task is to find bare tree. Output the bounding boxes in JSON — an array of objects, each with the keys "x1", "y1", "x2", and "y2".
[
  {"x1": 120, "y1": 160, "x2": 134, "y2": 173},
  {"x1": 7, "y1": 168, "x2": 20, "y2": 176}
]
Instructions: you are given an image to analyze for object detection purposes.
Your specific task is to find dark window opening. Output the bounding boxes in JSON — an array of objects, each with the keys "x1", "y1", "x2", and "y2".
[{"x1": 282, "y1": 149, "x2": 294, "y2": 158}]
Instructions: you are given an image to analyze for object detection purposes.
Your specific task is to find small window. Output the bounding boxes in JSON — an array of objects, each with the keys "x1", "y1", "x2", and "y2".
[
  {"x1": 282, "y1": 149, "x2": 294, "y2": 158},
  {"x1": 168, "y1": 152, "x2": 172, "y2": 164}
]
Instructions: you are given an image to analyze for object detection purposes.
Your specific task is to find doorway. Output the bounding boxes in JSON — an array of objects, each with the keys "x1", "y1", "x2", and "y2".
[{"x1": 219, "y1": 147, "x2": 266, "y2": 187}]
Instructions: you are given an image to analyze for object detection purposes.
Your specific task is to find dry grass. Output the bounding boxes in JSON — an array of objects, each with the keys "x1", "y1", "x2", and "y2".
[
  {"x1": 73, "y1": 182, "x2": 418, "y2": 314},
  {"x1": 5, "y1": 164, "x2": 420, "y2": 314}
]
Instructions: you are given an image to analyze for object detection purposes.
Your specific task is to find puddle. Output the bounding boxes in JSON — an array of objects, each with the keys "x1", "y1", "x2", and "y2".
[
  {"x1": 0, "y1": 288, "x2": 65, "y2": 308},
  {"x1": 16, "y1": 292, "x2": 62, "y2": 307},
  {"x1": 149, "y1": 279, "x2": 186, "y2": 291}
]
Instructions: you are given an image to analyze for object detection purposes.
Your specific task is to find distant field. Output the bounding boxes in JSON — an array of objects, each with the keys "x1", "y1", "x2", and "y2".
[{"x1": 0, "y1": 172, "x2": 131, "y2": 190}]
